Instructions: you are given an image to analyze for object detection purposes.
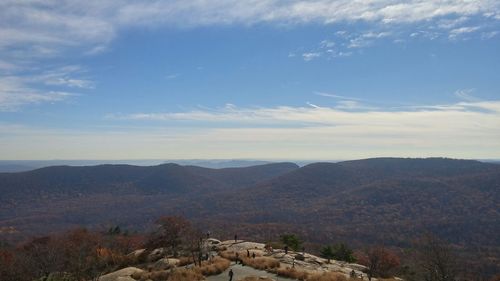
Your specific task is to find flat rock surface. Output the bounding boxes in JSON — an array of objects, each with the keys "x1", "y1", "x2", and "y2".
[
  {"x1": 98, "y1": 267, "x2": 143, "y2": 281},
  {"x1": 207, "y1": 263, "x2": 294, "y2": 281}
]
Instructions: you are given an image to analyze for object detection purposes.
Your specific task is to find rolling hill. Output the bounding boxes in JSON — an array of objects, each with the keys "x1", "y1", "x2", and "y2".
[{"x1": 0, "y1": 158, "x2": 498, "y2": 275}]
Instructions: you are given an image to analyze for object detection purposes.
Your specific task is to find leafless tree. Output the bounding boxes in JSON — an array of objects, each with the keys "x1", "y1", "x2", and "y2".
[{"x1": 417, "y1": 234, "x2": 459, "y2": 281}]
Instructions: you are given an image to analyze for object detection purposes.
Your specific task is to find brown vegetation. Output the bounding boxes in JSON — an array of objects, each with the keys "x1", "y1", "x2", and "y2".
[
  {"x1": 307, "y1": 272, "x2": 348, "y2": 281},
  {"x1": 167, "y1": 268, "x2": 204, "y2": 281},
  {"x1": 274, "y1": 267, "x2": 309, "y2": 280},
  {"x1": 197, "y1": 257, "x2": 231, "y2": 276},
  {"x1": 357, "y1": 247, "x2": 400, "y2": 280},
  {"x1": 219, "y1": 250, "x2": 243, "y2": 261},
  {"x1": 241, "y1": 256, "x2": 280, "y2": 270},
  {"x1": 238, "y1": 277, "x2": 275, "y2": 281}
]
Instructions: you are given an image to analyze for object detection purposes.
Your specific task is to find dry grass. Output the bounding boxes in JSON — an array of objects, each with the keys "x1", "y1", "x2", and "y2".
[
  {"x1": 219, "y1": 250, "x2": 242, "y2": 261},
  {"x1": 307, "y1": 272, "x2": 348, "y2": 281},
  {"x1": 177, "y1": 256, "x2": 194, "y2": 266},
  {"x1": 197, "y1": 257, "x2": 231, "y2": 276},
  {"x1": 238, "y1": 276, "x2": 275, "y2": 281},
  {"x1": 241, "y1": 256, "x2": 280, "y2": 270},
  {"x1": 168, "y1": 268, "x2": 204, "y2": 281},
  {"x1": 274, "y1": 267, "x2": 309, "y2": 280},
  {"x1": 131, "y1": 270, "x2": 169, "y2": 281}
]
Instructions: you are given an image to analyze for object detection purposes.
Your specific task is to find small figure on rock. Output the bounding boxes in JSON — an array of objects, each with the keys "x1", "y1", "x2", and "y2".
[
  {"x1": 284, "y1": 245, "x2": 289, "y2": 254},
  {"x1": 228, "y1": 269, "x2": 234, "y2": 281},
  {"x1": 247, "y1": 249, "x2": 250, "y2": 257},
  {"x1": 252, "y1": 252, "x2": 256, "y2": 259},
  {"x1": 350, "y1": 269, "x2": 356, "y2": 278},
  {"x1": 234, "y1": 234, "x2": 238, "y2": 242}
]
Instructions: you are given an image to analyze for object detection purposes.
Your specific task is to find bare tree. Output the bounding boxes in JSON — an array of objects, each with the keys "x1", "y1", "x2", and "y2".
[
  {"x1": 417, "y1": 234, "x2": 458, "y2": 281},
  {"x1": 360, "y1": 246, "x2": 400, "y2": 281},
  {"x1": 146, "y1": 216, "x2": 192, "y2": 257}
]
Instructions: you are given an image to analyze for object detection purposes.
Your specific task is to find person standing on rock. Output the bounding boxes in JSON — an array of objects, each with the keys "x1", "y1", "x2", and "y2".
[
  {"x1": 234, "y1": 234, "x2": 238, "y2": 242},
  {"x1": 252, "y1": 252, "x2": 256, "y2": 259},
  {"x1": 247, "y1": 249, "x2": 250, "y2": 257},
  {"x1": 228, "y1": 269, "x2": 234, "y2": 281}
]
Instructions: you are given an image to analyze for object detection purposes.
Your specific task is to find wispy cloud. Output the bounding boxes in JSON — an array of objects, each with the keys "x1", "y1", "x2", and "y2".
[
  {"x1": 315, "y1": 92, "x2": 364, "y2": 101},
  {"x1": 166, "y1": 73, "x2": 180, "y2": 80},
  {"x1": 108, "y1": 99, "x2": 500, "y2": 126},
  {"x1": 1, "y1": 1, "x2": 499, "y2": 109},
  {"x1": 0, "y1": 65, "x2": 88, "y2": 111},
  {"x1": 481, "y1": 30, "x2": 499, "y2": 39},
  {"x1": 8, "y1": 99, "x2": 499, "y2": 159},
  {"x1": 302, "y1": 52, "x2": 321, "y2": 61},
  {"x1": 448, "y1": 26, "x2": 481, "y2": 39},
  {"x1": 454, "y1": 89, "x2": 480, "y2": 102},
  {"x1": 0, "y1": 75, "x2": 75, "y2": 111}
]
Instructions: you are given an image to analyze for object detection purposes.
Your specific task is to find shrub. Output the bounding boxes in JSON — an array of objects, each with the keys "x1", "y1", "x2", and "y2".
[
  {"x1": 307, "y1": 272, "x2": 348, "y2": 281},
  {"x1": 238, "y1": 277, "x2": 275, "y2": 281},
  {"x1": 280, "y1": 234, "x2": 302, "y2": 251},
  {"x1": 167, "y1": 268, "x2": 204, "y2": 281},
  {"x1": 275, "y1": 267, "x2": 309, "y2": 280},
  {"x1": 177, "y1": 256, "x2": 194, "y2": 266},
  {"x1": 241, "y1": 256, "x2": 280, "y2": 270},
  {"x1": 219, "y1": 250, "x2": 243, "y2": 261},
  {"x1": 197, "y1": 257, "x2": 231, "y2": 276}
]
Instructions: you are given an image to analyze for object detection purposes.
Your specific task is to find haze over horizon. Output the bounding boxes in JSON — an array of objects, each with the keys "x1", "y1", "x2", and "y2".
[{"x1": 1, "y1": 1, "x2": 500, "y2": 160}]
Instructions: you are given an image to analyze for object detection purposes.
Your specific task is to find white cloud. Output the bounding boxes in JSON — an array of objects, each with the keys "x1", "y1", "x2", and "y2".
[
  {"x1": 481, "y1": 30, "x2": 499, "y2": 39},
  {"x1": 0, "y1": 65, "x2": 88, "y2": 111},
  {"x1": 0, "y1": 77, "x2": 74, "y2": 111},
  {"x1": 109, "y1": 99, "x2": 500, "y2": 125},
  {"x1": 449, "y1": 26, "x2": 481, "y2": 39},
  {"x1": 455, "y1": 89, "x2": 479, "y2": 102},
  {"x1": 347, "y1": 31, "x2": 391, "y2": 48},
  {"x1": 5, "y1": 99, "x2": 499, "y2": 159},
  {"x1": 315, "y1": 92, "x2": 364, "y2": 101},
  {"x1": 166, "y1": 73, "x2": 180, "y2": 80},
  {"x1": 1, "y1": 1, "x2": 498, "y2": 54},
  {"x1": 320, "y1": 40, "x2": 335, "y2": 48},
  {"x1": 0, "y1": 1, "x2": 498, "y2": 109},
  {"x1": 302, "y1": 52, "x2": 321, "y2": 61}
]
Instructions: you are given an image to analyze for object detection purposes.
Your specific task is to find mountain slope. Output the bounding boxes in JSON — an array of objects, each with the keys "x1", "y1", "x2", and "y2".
[{"x1": 0, "y1": 158, "x2": 498, "y2": 275}]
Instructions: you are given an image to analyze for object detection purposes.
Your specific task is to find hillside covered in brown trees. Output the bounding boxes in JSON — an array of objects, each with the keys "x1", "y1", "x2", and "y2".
[{"x1": 0, "y1": 158, "x2": 499, "y2": 277}]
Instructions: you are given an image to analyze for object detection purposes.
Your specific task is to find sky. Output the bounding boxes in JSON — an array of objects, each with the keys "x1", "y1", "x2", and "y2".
[{"x1": 0, "y1": 0, "x2": 499, "y2": 160}]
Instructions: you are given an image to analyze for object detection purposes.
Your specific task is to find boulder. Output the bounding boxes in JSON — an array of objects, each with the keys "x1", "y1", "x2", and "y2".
[
  {"x1": 153, "y1": 258, "x2": 179, "y2": 270},
  {"x1": 128, "y1": 249, "x2": 146, "y2": 257},
  {"x1": 148, "y1": 248, "x2": 168, "y2": 262},
  {"x1": 98, "y1": 267, "x2": 143, "y2": 281}
]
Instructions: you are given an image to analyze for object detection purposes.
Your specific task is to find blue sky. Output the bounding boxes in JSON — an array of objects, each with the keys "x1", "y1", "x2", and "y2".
[{"x1": 1, "y1": 0, "x2": 499, "y2": 160}]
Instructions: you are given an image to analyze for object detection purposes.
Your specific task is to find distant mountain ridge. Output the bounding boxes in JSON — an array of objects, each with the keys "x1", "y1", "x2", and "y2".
[
  {"x1": 0, "y1": 159, "x2": 283, "y2": 173},
  {"x1": 0, "y1": 158, "x2": 498, "y2": 275}
]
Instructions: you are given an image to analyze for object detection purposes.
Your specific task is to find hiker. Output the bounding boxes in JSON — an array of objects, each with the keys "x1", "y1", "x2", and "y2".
[
  {"x1": 206, "y1": 231, "x2": 210, "y2": 239},
  {"x1": 350, "y1": 269, "x2": 356, "y2": 278},
  {"x1": 247, "y1": 249, "x2": 250, "y2": 257},
  {"x1": 228, "y1": 269, "x2": 234, "y2": 281},
  {"x1": 284, "y1": 245, "x2": 289, "y2": 254},
  {"x1": 252, "y1": 252, "x2": 256, "y2": 259},
  {"x1": 234, "y1": 234, "x2": 238, "y2": 242}
]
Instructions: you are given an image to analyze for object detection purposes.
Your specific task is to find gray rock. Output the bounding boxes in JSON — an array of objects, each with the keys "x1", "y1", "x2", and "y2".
[{"x1": 98, "y1": 267, "x2": 143, "y2": 281}]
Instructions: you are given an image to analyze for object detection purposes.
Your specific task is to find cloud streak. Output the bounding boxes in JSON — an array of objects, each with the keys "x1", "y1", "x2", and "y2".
[{"x1": 3, "y1": 99, "x2": 499, "y2": 159}]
